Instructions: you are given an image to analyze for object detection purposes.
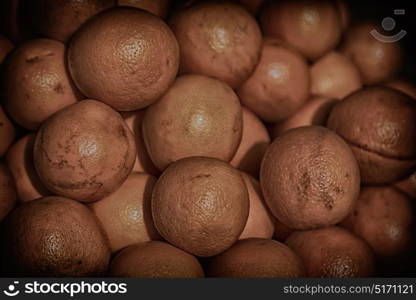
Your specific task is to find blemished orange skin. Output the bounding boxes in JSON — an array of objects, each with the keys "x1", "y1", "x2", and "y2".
[
  {"x1": 0, "y1": 106, "x2": 16, "y2": 157},
  {"x1": 68, "y1": 7, "x2": 179, "y2": 111},
  {"x1": 143, "y1": 75, "x2": 243, "y2": 171},
  {"x1": 385, "y1": 78, "x2": 416, "y2": 100},
  {"x1": 0, "y1": 35, "x2": 13, "y2": 64},
  {"x1": 260, "y1": 0, "x2": 342, "y2": 61},
  {"x1": 261, "y1": 126, "x2": 360, "y2": 230},
  {"x1": 152, "y1": 157, "x2": 249, "y2": 257},
  {"x1": 169, "y1": 0, "x2": 262, "y2": 89},
  {"x1": 341, "y1": 187, "x2": 415, "y2": 261},
  {"x1": 33, "y1": 100, "x2": 137, "y2": 203},
  {"x1": 118, "y1": 0, "x2": 171, "y2": 18},
  {"x1": 6, "y1": 134, "x2": 50, "y2": 203},
  {"x1": 286, "y1": 226, "x2": 375, "y2": 277},
  {"x1": 310, "y1": 51, "x2": 362, "y2": 100},
  {"x1": 32, "y1": 0, "x2": 116, "y2": 43},
  {"x1": 239, "y1": 173, "x2": 274, "y2": 240},
  {"x1": 3, "y1": 39, "x2": 82, "y2": 130},
  {"x1": 207, "y1": 238, "x2": 305, "y2": 278},
  {"x1": 230, "y1": 107, "x2": 270, "y2": 178},
  {"x1": 122, "y1": 111, "x2": 159, "y2": 176},
  {"x1": 109, "y1": 241, "x2": 204, "y2": 278},
  {"x1": 0, "y1": 161, "x2": 17, "y2": 222},
  {"x1": 0, "y1": 197, "x2": 111, "y2": 277},
  {"x1": 238, "y1": 39, "x2": 310, "y2": 123},
  {"x1": 327, "y1": 87, "x2": 416, "y2": 184},
  {"x1": 340, "y1": 23, "x2": 402, "y2": 85},
  {"x1": 269, "y1": 96, "x2": 338, "y2": 139},
  {"x1": 89, "y1": 172, "x2": 161, "y2": 253}
]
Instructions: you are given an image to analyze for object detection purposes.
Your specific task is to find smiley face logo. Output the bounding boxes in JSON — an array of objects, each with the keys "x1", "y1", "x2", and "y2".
[
  {"x1": 3, "y1": 281, "x2": 20, "y2": 297},
  {"x1": 371, "y1": 9, "x2": 407, "y2": 43}
]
